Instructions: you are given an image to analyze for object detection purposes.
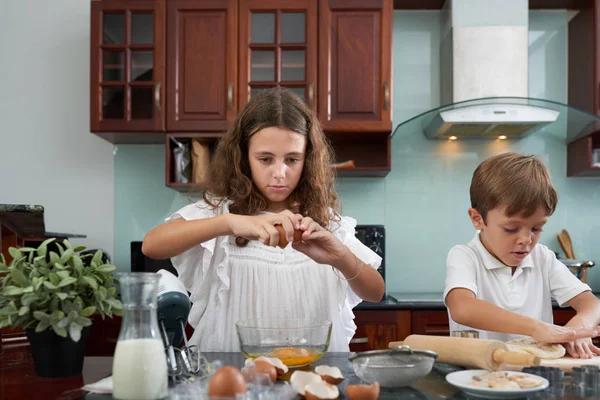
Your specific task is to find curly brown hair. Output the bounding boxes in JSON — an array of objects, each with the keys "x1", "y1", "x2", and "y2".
[{"x1": 201, "y1": 87, "x2": 340, "y2": 237}]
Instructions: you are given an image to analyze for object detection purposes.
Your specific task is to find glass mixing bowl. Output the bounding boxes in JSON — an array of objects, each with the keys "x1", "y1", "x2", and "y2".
[{"x1": 236, "y1": 318, "x2": 332, "y2": 367}]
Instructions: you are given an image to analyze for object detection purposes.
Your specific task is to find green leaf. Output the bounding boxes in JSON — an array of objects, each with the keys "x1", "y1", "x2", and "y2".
[
  {"x1": 73, "y1": 245, "x2": 86, "y2": 252},
  {"x1": 33, "y1": 311, "x2": 50, "y2": 321},
  {"x1": 0, "y1": 306, "x2": 18, "y2": 316},
  {"x1": 33, "y1": 277, "x2": 44, "y2": 291},
  {"x1": 56, "y1": 292, "x2": 68, "y2": 301},
  {"x1": 108, "y1": 287, "x2": 117, "y2": 297},
  {"x1": 18, "y1": 306, "x2": 29, "y2": 316},
  {"x1": 21, "y1": 293, "x2": 39, "y2": 306},
  {"x1": 18, "y1": 247, "x2": 36, "y2": 253},
  {"x1": 73, "y1": 257, "x2": 83, "y2": 274},
  {"x1": 80, "y1": 306, "x2": 96, "y2": 317},
  {"x1": 10, "y1": 269, "x2": 28, "y2": 286},
  {"x1": 35, "y1": 319, "x2": 50, "y2": 333},
  {"x1": 56, "y1": 271, "x2": 70, "y2": 280},
  {"x1": 49, "y1": 251, "x2": 60, "y2": 266},
  {"x1": 57, "y1": 317, "x2": 70, "y2": 329},
  {"x1": 92, "y1": 250, "x2": 103, "y2": 267},
  {"x1": 49, "y1": 272, "x2": 60, "y2": 286},
  {"x1": 63, "y1": 240, "x2": 72, "y2": 250},
  {"x1": 52, "y1": 263, "x2": 66, "y2": 270},
  {"x1": 33, "y1": 255, "x2": 47, "y2": 268},
  {"x1": 8, "y1": 247, "x2": 22, "y2": 260},
  {"x1": 80, "y1": 276, "x2": 98, "y2": 290},
  {"x1": 69, "y1": 322, "x2": 82, "y2": 342},
  {"x1": 21, "y1": 286, "x2": 33, "y2": 294},
  {"x1": 56, "y1": 243, "x2": 65, "y2": 256},
  {"x1": 43, "y1": 281, "x2": 57, "y2": 290},
  {"x1": 1, "y1": 286, "x2": 24, "y2": 296},
  {"x1": 37, "y1": 238, "x2": 55, "y2": 258},
  {"x1": 76, "y1": 316, "x2": 92, "y2": 327},
  {"x1": 105, "y1": 298, "x2": 123, "y2": 310},
  {"x1": 59, "y1": 249, "x2": 74, "y2": 264},
  {"x1": 51, "y1": 324, "x2": 67, "y2": 338},
  {"x1": 96, "y1": 264, "x2": 116, "y2": 273},
  {"x1": 58, "y1": 277, "x2": 77, "y2": 288},
  {"x1": 74, "y1": 297, "x2": 84, "y2": 312},
  {"x1": 98, "y1": 286, "x2": 107, "y2": 301}
]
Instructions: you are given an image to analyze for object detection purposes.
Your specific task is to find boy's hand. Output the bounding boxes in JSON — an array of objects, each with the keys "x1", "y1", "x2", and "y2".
[
  {"x1": 530, "y1": 321, "x2": 598, "y2": 344},
  {"x1": 564, "y1": 337, "x2": 600, "y2": 359}
]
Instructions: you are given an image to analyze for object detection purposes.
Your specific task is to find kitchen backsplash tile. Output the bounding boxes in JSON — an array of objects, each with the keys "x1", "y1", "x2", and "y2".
[{"x1": 114, "y1": 10, "x2": 600, "y2": 293}]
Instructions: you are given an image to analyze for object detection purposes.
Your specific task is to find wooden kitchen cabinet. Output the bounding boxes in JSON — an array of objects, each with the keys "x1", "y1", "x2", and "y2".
[
  {"x1": 318, "y1": 0, "x2": 393, "y2": 132},
  {"x1": 90, "y1": 0, "x2": 166, "y2": 142},
  {"x1": 411, "y1": 310, "x2": 450, "y2": 336},
  {"x1": 350, "y1": 310, "x2": 411, "y2": 351},
  {"x1": 167, "y1": 0, "x2": 238, "y2": 132},
  {"x1": 238, "y1": 0, "x2": 318, "y2": 109},
  {"x1": 567, "y1": 132, "x2": 600, "y2": 177}
]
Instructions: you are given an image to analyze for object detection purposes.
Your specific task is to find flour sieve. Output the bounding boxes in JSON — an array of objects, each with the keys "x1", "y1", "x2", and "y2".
[{"x1": 348, "y1": 345, "x2": 438, "y2": 388}]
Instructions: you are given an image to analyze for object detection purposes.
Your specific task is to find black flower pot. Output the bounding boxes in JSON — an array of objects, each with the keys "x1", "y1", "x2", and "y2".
[{"x1": 25, "y1": 326, "x2": 90, "y2": 378}]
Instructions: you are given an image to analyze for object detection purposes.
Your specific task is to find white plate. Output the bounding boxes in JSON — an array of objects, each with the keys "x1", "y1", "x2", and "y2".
[{"x1": 445, "y1": 370, "x2": 549, "y2": 399}]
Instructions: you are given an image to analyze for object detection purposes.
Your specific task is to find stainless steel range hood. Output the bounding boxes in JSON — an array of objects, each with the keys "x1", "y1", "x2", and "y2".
[{"x1": 394, "y1": 0, "x2": 600, "y2": 142}]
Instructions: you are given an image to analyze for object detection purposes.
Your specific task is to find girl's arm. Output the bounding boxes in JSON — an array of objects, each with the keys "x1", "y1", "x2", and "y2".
[
  {"x1": 331, "y1": 248, "x2": 385, "y2": 302},
  {"x1": 142, "y1": 211, "x2": 301, "y2": 259},
  {"x1": 142, "y1": 215, "x2": 231, "y2": 259}
]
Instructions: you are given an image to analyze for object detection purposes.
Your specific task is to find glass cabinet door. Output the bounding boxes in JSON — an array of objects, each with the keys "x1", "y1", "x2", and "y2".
[
  {"x1": 91, "y1": 1, "x2": 165, "y2": 133},
  {"x1": 240, "y1": 0, "x2": 316, "y2": 109}
]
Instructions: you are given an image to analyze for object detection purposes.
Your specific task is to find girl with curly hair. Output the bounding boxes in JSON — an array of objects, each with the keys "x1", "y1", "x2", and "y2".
[{"x1": 143, "y1": 87, "x2": 384, "y2": 352}]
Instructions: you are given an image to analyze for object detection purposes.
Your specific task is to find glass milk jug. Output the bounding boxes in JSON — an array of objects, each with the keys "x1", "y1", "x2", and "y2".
[{"x1": 112, "y1": 273, "x2": 168, "y2": 400}]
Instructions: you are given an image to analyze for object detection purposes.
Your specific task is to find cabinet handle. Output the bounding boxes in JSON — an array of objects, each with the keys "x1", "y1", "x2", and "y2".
[
  {"x1": 154, "y1": 82, "x2": 161, "y2": 111},
  {"x1": 350, "y1": 337, "x2": 369, "y2": 344},
  {"x1": 384, "y1": 82, "x2": 390, "y2": 111},
  {"x1": 308, "y1": 83, "x2": 314, "y2": 109},
  {"x1": 228, "y1": 83, "x2": 233, "y2": 110}
]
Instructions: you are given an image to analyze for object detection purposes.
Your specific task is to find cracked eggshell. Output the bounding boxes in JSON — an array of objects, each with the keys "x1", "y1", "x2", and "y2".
[
  {"x1": 251, "y1": 356, "x2": 288, "y2": 375},
  {"x1": 345, "y1": 382, "x2": 380, "y2": 400},
  {"x1": 275, "y1": 225, "x2": 303, "y2": 248},
  {"x1": 290, "y1": 370, "x2": 323, "y2": 397},
  {"x1": 253, "y1": 359, "x2": 277, "y2": 383},
  {"x1": 304, "y1": 381, "x2": 340, "y2": 400},
  {"x1": 314, "y1": 365, "x2": 344, "y2": 385}
]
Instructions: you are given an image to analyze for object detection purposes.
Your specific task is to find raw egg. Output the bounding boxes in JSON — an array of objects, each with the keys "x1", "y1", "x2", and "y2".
[
  {"x1": 275, "y1": 225, "x2": 303, "y2": 248},
  {"x1": 208, "y1": 366, "x2": 247, "y2": 398}
]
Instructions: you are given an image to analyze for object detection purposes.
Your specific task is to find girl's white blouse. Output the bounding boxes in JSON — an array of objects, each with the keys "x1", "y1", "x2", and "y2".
[{"x1": 167, "y1": 200, "x2": 382, "y2": 352}]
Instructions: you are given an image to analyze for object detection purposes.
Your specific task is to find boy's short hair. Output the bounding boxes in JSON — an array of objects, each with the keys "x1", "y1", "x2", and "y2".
[{"x1": 470, "y1": 152, "x2": 558, "y2": 221}]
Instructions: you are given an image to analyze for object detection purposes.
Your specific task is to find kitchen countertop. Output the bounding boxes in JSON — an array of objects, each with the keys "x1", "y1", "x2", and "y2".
[{"x1": 0, "y1": 345, "x2": 587, "y2": 399}]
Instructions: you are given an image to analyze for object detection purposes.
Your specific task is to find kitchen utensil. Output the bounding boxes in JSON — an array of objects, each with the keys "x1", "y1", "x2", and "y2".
[
  {"x1": 534, "y1": 356, "x2": 600, "y2": 373},
  {"x1": 348, "y1": 345, "x2": 438, "y2": 388},
  {"x1": 236, "y1": 318, "x2": 332, "y2": 367},
  {"x1": 389, "y1": 335, "x2": 540, "y2": 371},
  {"x1": 445, "y1": 369, "x2": 549, "y2": 399},
  {"x1": 558, "y1": 259, "x2": 595, "y2": 280},
  {"x1": 556, "y1": 230, "x2": 575, "y2": 260}
]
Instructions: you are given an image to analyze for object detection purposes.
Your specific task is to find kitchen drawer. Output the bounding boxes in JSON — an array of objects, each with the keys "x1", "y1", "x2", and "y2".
[
  {"x1": 351, "y1": 310, "x2": 411, "y2": 351},
  {"x1": 411, "y1": 310, "x2": 450, "y2": 336}
]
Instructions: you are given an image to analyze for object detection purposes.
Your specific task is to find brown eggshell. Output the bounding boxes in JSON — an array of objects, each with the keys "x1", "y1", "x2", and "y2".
[
  {"x1": 254, "y1": 359, "x2": 277, "y2": 383},
  {"x1": 275, "y1": 225, "x2": 303, "y2": 248},
  {"x1": 345, "y1": 382, "x2": 380, "y2": 400},
  {"x1": 208, "y1": 366, "x2": 247, "y2": 397},
  {"x1": 314, "y1": 365, "x2": 344, "y2": 385},
  {"x1": 304, "y1": 381, "x2": 339, "y2": 400}
]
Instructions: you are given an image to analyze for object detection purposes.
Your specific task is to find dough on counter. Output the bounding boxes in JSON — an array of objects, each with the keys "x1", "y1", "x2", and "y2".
[
  {"x1": 469, "y1": 371, "x2": 545, "y2": 389},
  {"x1": 505, "y1": 337, "x2": 566, "y2": 359}
]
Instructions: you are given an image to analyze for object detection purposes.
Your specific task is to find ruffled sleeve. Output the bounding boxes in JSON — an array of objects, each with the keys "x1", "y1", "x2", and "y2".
[
  {"x1": 330, "y1": 216, "x2": 382, "y2": 308},
  {"x1": 165, "y1": 199, "x2": 231, "y2": 326}
]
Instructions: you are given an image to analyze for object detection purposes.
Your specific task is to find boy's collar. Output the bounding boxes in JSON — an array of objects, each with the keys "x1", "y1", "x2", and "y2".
[{"x1": 472, "y1": 232, "x2": 535, "y2": 270}]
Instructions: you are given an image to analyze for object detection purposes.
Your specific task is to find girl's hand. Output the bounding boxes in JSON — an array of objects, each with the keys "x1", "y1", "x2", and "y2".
[
  {"x1": 530, "y1": 321, "x2": 598, "y2": 345},
  {"x1": 227, "y1": 211, "x2": 301, "y2": 247},
  {"x1": 291, "y1": 216, "x2": 349, "y2": 265}
]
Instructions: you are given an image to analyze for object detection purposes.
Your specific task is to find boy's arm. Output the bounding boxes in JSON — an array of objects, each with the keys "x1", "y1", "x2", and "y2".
[
  {"x1": 446, "y1": 288, "x2": 598, "y2": 343},
  {"x1": 566, "y1": 291, "x2": 600, "y2": 329}
]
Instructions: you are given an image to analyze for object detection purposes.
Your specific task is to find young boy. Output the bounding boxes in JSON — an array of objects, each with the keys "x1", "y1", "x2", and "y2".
[{"x1": 444, "y1": 152, "x2": 600, "y2": 359}]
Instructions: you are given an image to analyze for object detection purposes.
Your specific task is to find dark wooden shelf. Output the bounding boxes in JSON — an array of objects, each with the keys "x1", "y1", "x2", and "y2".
[
  {"x1": 393, "y1": 0, "x2": 589, "y2": 9},
  {"x1": 567, "y1": 131, "x2": 600, "y2": 177},
  {"x1": 165, "y1": 134, "x2": 221, "y2": 189}
]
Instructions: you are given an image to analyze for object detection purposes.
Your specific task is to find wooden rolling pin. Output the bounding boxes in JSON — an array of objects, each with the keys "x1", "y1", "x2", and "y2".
[{"x1": 389, "y1": 335, "x2": 541, "y2": 371}]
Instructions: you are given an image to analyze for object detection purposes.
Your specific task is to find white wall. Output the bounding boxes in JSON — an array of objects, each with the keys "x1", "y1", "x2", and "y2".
[{"x1": 0, "y1": 0, "x2": 115, "y2": 258}]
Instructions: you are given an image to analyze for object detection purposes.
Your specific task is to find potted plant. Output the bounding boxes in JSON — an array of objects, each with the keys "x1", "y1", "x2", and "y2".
[{"x1": 0, "y1": 238, "x2": 123, "y2": 378}]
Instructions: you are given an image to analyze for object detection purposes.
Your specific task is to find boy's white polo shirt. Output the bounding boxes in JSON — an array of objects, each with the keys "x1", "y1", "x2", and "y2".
[{"x1": 443, "y1": 232, "x2": 591, "y2": 342}]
